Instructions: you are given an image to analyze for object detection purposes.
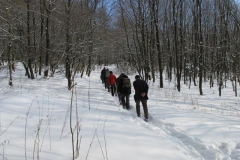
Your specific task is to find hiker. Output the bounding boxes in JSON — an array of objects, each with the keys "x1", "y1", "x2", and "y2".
[
  {"x1": 117, "y1": 73, "x2": 131, "y2": 110},
  {"x1": 100, "y1": 67, "x2": 106, "y2": 84},
  {"x1": 116, "y1": 73, "x2": 124, "y2": 104},
  {"x1": 107, "y1": 71, "x2": 117, "y2": 96},
  {"x1": 104, "y1": 68, "x2": 110, "y2": 90},
  {"x1": 133, "y1": 75, "x2": 149, "y2": 122}
]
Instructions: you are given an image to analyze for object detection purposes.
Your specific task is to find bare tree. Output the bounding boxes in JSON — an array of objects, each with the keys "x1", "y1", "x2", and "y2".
[
  {"x1": 152, "y1": 0, "x2": 163, "y2": 87},
  {"x1": 6, "y1": 3, "x2": 13, "y2": 85},
  {"x1": 197, "y1": 0, "x2": 203, "y2": 95},
  {"x1": 24, "y1": 0, "x2": 35, "y2": 79}
]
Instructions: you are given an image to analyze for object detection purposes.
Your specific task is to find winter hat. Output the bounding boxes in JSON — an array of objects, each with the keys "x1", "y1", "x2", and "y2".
[{"x1": 135, "y1": 75, "x2": 140, "y2": 79}]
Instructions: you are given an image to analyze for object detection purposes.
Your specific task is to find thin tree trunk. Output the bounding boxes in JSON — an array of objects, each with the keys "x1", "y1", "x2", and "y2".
[
  {"x1": 65, "y1": 0, "x2": 72, "y2": 90},
  {"x1": 39, "y1": 0, "x2": 44, "y2": 75},
  {"x1": 6, "y1": 6, "x2": 13, "y2": 86},
  {"x1": 198, "y1": 0, "x2": 203, "y2": 95},
  {"x1": 173, "y1": 0, "x2": 180, "y2": 91},
  {"x1": 153, "y1": 0, "x2": 163, "y2": 88},
  {"x1": 26, "y1": 0, "x2": 34, "y2": 79},
  {"x1": 44, "y1": 1, "x2": 51, "y2": 77}
]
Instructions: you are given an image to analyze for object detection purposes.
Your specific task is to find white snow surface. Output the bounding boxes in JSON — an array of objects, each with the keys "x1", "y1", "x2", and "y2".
[{"x1": 0, "y1": 63, "x2": 240, "y2": 160}]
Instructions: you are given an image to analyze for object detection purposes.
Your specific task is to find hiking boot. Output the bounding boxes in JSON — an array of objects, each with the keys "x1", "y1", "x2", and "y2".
[{"x1": 144, "y1": 118, "x2": 148, "y2": 122}]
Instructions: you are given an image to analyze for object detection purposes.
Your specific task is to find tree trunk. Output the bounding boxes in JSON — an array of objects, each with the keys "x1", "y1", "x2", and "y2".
[
  {"x1": 8, "y1": 36, "x2": 13, "y2": 86},
  {"x1": 66, "y1": 0, "x2": 72, "y2": 90},
  {"x1": 153, "y1": 0, "x2": 163, "y2": 88},
  {"x1": 149, "y1": 0, "x2": 156, "y2": 83},
  {"x1": 26, "y1": 0, "x2": 34, "y2": 79},
  {"x1": 173, "y1": 0, "x2": 181, "y2": 92},
  {"x1": 198, "y1": 0, "x2": 203, "y2": 95},
  {"x1": 39, "y1": 0, "x2": 44, "y2": 75},
  {"x1": 43, "y1": 1, "x2": 51, "y2": 77}
]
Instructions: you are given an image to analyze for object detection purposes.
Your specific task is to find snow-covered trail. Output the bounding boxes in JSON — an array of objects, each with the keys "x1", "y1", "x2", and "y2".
[
  {"x1": 88, "y1": 67, "x2": 240, "y2": 160},
  {"x1": 1, "y1": 64, "x2": 240, "y2": 160},
  {"x1": 81, "y1": 68, "x2": 204, "y2": 160},
  {"x1": 98, "y1": 87, "x2": 207, "y2": 160}
]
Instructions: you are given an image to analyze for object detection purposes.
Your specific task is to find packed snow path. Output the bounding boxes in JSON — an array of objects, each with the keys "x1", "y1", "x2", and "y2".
[{"x1": 96, "y1": 81, "x2": 229, "y2": 160}]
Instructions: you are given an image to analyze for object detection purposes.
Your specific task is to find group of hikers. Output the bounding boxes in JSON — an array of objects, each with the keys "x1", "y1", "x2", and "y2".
[{"x1": 100, "y1": 67, "x2": 149, "y2": 122}]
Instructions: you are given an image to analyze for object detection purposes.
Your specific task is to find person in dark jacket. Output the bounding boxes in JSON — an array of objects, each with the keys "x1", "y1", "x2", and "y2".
[
  {"x1": 100, "y1": 67, "x2": 106, "y2": 84},
  {"x1": 117, "y1": 73, "x2": 131, "y2": 109},
  {"x1": 116, "y1": 73, "x2": 124, "y2": 104},
  {"x1": 104, "y1": 68, "x2": 110, "y2": 90},
  {"x1": 107, "y1": 71, "x2": 117, "y2": 96},
  {"x1": 133, "y1": 75, "x2": 149, "y2": 122}
]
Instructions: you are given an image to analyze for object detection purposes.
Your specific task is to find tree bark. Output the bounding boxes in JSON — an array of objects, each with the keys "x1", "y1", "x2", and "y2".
[{"x1": 26, "y1": 0, "x2": 34, "y2": 79}]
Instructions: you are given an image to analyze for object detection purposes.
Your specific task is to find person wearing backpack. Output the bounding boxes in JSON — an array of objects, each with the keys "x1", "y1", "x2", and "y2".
[
  {"x1": 133, "y1": 75, "x2": 149, "y2": 122},
  {"x1": 107, "y1": 71, "x2": 117, "y2": 96},
  {"x1": 117, "y1": 73, "x2": 131, "y2": 110},
  {"x1": 116, "y1": 73, "x2": 124, "y2": 104},
  {"x1": 104, "y1": 68, "x2": 110, "y2": 89}
]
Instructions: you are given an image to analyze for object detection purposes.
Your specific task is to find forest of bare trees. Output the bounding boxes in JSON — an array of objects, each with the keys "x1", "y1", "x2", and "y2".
[{"x1": 1, "y1": 0, "x2": 240, "y2": 96}]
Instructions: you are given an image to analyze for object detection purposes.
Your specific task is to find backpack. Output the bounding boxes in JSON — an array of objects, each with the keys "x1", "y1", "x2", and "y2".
[
  {"x1": 122, "y1": 77, "x2": 131, "y2": 88},
  {"x1": 105, "y1": 69, "x2": 110, "y2": 78}
]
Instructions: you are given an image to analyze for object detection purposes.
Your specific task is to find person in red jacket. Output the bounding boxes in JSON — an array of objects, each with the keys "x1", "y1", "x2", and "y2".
[{"x1": 107, "y1": 71, "x2": 117, "y2": 96}]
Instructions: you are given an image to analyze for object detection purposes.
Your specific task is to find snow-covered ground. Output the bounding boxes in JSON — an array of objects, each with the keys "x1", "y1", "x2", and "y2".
[{"x1": 0, "y1": 63, "x2": 240, "y2": 160}]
